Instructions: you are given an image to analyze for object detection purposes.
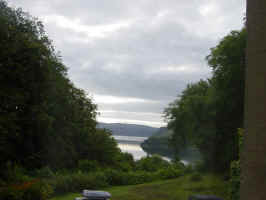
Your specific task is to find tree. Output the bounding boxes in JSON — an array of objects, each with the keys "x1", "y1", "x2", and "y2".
[
  {"x1": 0, "y1": 1, "x2": 119, "y2": 172},
  {"x1": 206, "y1": 29, "x2": 246, "y2": 173},
  {"x1": 165, "y1": 80, "x2": 216, "y2": 167},
  {"x1": 165, "y1": 29, "x2": 246, "y2": 173}
]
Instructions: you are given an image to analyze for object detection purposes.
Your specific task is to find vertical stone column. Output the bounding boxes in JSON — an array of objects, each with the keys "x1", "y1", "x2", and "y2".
[{"x1": 241, "y1": 1, "x2": 266, "y2": 200}]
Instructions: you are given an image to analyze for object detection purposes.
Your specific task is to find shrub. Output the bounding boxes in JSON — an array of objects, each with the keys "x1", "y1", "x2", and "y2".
[
  {"x1": 184, "y1": 164, "x2": 194, "y2": 174},
  {"x1": 194, "y1": 160, "x2": 205, "y2": 172},
  {"x1": 50, "y1": 171, "x2": 108, "y2": 195},
  {"x1": 229, "y1": 128, "x2": 243, "y2": 200},
  {"x1": 104, "y1": 166, "x2": 183, "y2": 186},
  {"x1": 22, "y1": 180, "x2": 53, "y2": 200},
  {"x1": 34, "y1": 166, "x2": 55, "y2": 178},
  {"x1": 135, "y1": 155, "x2": 170, "y2": 172},
  {"x1": 3, "y1": 162, "x2": 30, "y2": 184},
  {"x1": 104, "y1": 169, "x2": 149, "y2": 186},
  {"x1": 0, "y1": 179, "x2": 53, "y2": 200},
  {"x1": 114, "y1": 152, "x2": 135, "y2": 172},
  {"x1": 229, "y1": 160, "x2": 240, "y2": 200},
  {"x1": 78, "y1": 160, "x2": 100, "y2": 172},
  {"x1": 189, "y1": 173, "x2": 203, "y2": 182},
  {"x1": 156, "y1": 167, "x2": 183, "y2": 180},
  {"x1": 172, "y1": 160, "x2": 186, "y2": 170}
]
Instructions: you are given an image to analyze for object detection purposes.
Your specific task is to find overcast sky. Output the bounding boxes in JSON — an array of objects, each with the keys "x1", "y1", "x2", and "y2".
[{"x1": 10, "y1": 0, "x2": 246, "y2": 127}]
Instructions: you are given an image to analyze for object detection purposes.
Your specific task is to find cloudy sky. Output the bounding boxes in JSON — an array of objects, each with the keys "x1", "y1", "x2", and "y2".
[{"x1": 10, "y1": 0, "x2": 245, "y2": 127}]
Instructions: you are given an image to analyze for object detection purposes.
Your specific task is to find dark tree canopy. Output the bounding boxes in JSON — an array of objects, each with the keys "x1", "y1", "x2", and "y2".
[
  {"x1": 165, "y1": 29, "x2": 246, "y2": 173},
  {"x1": 0, "y1": 0, "x2": 120, "y2": 171}
]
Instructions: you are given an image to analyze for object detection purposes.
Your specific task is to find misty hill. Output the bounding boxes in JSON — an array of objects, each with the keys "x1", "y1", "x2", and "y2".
[
  {"x1": 150, "y1": 127, "x2": 173, "y2": 138},
  {"x1": 97, "y1": 122, "x2": 158, "y2": 137}
]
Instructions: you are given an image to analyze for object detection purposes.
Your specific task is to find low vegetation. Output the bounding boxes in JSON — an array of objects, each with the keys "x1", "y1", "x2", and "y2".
[
  {"x1": 0, "y1": 155, "x2": 187, "y2": 199},
  {"x1": 50, "y1": 174, "x2": 229, "y2": 200}
]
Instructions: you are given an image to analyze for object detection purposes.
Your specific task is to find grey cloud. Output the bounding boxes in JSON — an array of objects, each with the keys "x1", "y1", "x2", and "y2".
[
  {"x1": 10, "y1": 0, "x2": 245, "y2": 125},
  {"x1": 97, "y1": 100, "x2": 168, "y2": 114}
]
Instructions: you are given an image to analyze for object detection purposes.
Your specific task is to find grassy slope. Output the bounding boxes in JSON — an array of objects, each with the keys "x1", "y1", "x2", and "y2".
[{"x1": 50, "y1": 174, "x2": 228, "y2": 200}]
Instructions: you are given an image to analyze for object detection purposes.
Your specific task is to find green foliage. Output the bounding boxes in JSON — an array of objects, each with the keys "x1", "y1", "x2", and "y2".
[
  {"x1": 113, "y1": 152, "x2": 135, "y2": 172},
  {"x1": 229, "y1": 161, "x2": 240, "y2": 200},
  {"x1": 78, "y1": 160, "x2": 100, "y2": 172},
  {"x1": 50, "y1": 174, "x2": 229, "y2": 200},
  {"x1": 104, "y1": 166, "x2": 184, "y2": 186},
  {"x1": 206, "y1": 29, "x2": 246, "y2": 173},
  {"x1": 189, "y1": 172, "x2": 203, "y2": 182},
  {"x1": 48, "y1": 172, "x2": 108, "y2": 195},
  {"x1": 43, "y1": 161, "x2": 187, "y2": 195},
  {"x1": 155, "y1": 166, "x2": 184, "y2": 180},
  {"x1": 183, "y1": 164, "x2": 194, "y2": 174},
  {"x1": 0, "y1": 180, "x2": 53, "y2": 200},
  {"x1": 0, "y1": 0, "x2": 123, "y2": 172},
  {"x1": 135, "y1": 155, "x2": 170, "y2": 172},
  {"x1": 104, "y1": 169, "x2": 154, "y2": 186},
  {"x1": 165, "y1": 29, "x2": 246, "y2": 174},
  {"x1": 193, "y1": 160, "x2": 206, "y2": 173},
  {"x1": 141, "y1": 128, "x2": 175, "y2": 158},
  {"x1": 2, "y1": 162, "x2": 30, "y2": 184},
  {"x1": 34, "y1": 167, "x2": 55, "y2": 179},
  {"x1": 229, "y1": 128, "x2": 243, "y2": 200}
]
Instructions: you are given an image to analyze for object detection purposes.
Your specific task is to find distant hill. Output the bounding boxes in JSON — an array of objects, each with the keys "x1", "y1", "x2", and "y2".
[
  {"x1": 97, "y1": 122, "x2": 158, "y2": 137},
  {"x1": 150, "y1": 127, "x2": 173, "y2": 138}
]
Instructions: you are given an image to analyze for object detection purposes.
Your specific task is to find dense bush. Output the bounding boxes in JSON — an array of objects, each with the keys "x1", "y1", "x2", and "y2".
[
  {"x1": 34, "y1": 167, "x2": 55, "y2": 179},
  {"x1": 193, "y1": 160, "x2": 206, "y2": 173},
  {"x1": 114, "y1": 152, "x2": 135, "y2": 172},
  {"x1": 229, "y1": 128, "x2": 243, "y2": 200},
  {"x1": 135, "y1": 155, "x2": 170, "y2": 172},
  {"x1": 229, "y1": 160, "x2": 240, "y2": 200},
  {"x1": 189, "y1": 172, "x2": 203, "y2": 182},
  {"x1": 183, "y1": 164, "x2": 194, "y2": 174},
  {"x1": 155, "y1": 167, "x2": 184, "y2": 180},
  {"x1": 0, "y1": 180, "x2": 53, "y2": 200},
  {"x1": 47, "y1": 163, "x2": 187, "y2": 195},
  {"x1": 48, "y1": 172, "x2": 108, "y2": 195},
  {"x1": 2, "y1": 162, "x2": 30, "y2": 184},
  {"x1": 78, "y1": 160, "x2": 100, "y2": 173},
  {"x1": 104, "y1": 169, "x2": 155, "y2": 186}
]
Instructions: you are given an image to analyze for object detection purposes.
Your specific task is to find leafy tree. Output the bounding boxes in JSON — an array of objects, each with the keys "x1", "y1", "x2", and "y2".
[
  {"x1": 165, "y1": 29, "x2": 246, "y2": 173},
  {"x1": 206, "y1": 29, "x2": 246, "y2": 172},
  {"x1": 0, "y1": 0, "x2": 119, "y2": 173}
]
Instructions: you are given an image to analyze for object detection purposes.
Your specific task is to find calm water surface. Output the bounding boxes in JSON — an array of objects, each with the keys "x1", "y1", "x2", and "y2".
[
  {"x1": 113, "y1": 135, "x2": 189, "y2": 165},
  {"x1": 113, "y1": 135, "x2": 147, "y2": 160}
]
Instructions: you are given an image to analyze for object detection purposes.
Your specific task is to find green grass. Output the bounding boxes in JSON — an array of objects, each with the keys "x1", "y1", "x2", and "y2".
[{"x1": 50, "y1": 174, "x2": 228, "y2": 200}]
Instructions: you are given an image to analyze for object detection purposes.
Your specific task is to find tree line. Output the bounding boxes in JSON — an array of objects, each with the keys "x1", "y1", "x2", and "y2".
[
  {"x1": 165, "y1": 29, "x2": 246, "y2": 174},
  {"x1": 0, "y1": 0, "x2": 122, "y2": 174}
]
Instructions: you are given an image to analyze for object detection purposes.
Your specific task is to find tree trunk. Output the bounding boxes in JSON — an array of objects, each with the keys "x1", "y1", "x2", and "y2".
[{"x1": 241, "y1": 1, "x2": 266, "y2": 200}]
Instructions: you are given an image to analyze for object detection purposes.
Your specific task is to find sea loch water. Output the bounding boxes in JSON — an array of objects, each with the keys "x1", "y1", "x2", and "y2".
[
  {"x1": 113, "y1": 135, "x2": 148, "y2": 160},
  {"x1": 113, "y1": 135, "x2": 189, "y2": 165}
]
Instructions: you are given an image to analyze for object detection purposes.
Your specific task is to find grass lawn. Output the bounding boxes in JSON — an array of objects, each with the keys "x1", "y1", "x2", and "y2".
[{"x1": 50, "y1": 174, "x2": 228, "y2": 200}]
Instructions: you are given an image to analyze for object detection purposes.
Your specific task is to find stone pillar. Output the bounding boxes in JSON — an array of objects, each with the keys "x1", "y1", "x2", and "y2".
[{"x1": 241, "y1": 1, "x2": 266, "y2": 200}]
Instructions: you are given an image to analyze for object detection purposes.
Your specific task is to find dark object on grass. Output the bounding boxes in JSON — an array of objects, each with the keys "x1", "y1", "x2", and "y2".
[
  {"x1": 75, "y1": 190, "x2": 111, "y2": 200},
  {"x1": 188, "y1": 194, "x2": 223, "y2": 200}
]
